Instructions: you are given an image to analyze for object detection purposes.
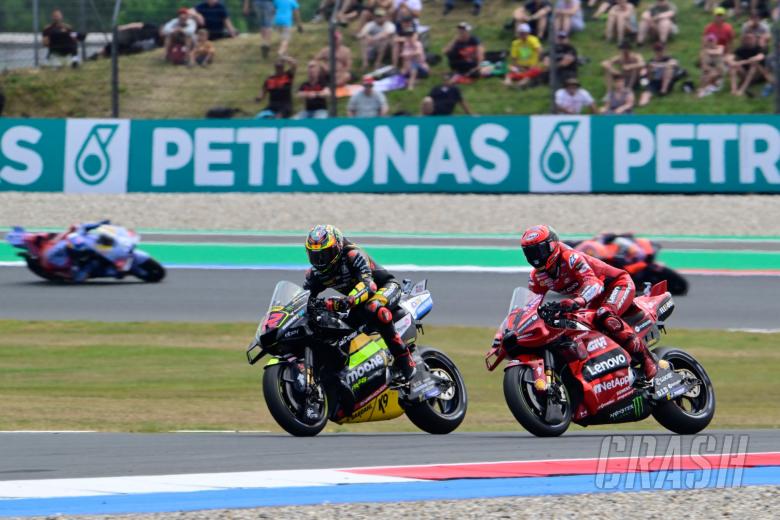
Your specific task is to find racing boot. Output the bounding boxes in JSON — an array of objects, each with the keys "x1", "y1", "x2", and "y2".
[
  {"x1": 624, "y1": 335, "x2": 658, "y2": 387},
  {"x1": 392, "y1": 350, "x2": 417, "y2": 383}
]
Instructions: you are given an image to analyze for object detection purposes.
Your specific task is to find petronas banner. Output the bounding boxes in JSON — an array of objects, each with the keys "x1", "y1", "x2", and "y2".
[{"x1": 1, "y1": 116, "x2": 778, "y2": 193}]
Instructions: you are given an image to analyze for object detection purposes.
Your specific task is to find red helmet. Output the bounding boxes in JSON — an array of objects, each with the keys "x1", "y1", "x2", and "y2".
[{"x1": 521, "y1": 225, "x2": 561, "y2": 271}]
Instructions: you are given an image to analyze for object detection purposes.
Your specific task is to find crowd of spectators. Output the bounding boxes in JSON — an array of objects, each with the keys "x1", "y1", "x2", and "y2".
[{"x1": 39, "y1": 0, "x2": 778, "y2": 115}]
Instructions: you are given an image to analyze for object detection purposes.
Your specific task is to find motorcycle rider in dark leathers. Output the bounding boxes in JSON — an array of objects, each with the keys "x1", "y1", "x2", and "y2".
[
  {"x1": 510, "y1": 224, "x2": 660, "y2": 383},
  {"x1": 303, "y1": 225, "x2": 417, "y2": 382}
]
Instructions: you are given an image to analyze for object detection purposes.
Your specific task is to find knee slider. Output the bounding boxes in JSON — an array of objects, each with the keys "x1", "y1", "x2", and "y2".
[{"x1": 377, "y1": 306, "x2": 393, "y2": 324}]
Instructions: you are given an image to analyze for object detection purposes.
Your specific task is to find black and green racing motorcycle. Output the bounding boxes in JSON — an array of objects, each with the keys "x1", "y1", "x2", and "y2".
[{"x1": 246, "y1": 279, "x2": 467, "y2": 436}]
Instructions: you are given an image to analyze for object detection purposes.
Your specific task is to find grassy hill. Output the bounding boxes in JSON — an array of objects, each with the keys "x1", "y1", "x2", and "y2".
[{"x1": 0, "y1": 1, "x2": 774, "y2": 118}]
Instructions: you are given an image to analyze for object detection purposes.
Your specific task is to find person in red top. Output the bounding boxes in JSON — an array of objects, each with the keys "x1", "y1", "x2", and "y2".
[
  {"x1": 519, "y1": 225, "x2": 659, "y2": 381},
  {"x1": 703, "y1": 7, "x2": 734, "y2": 52},
  {"x1": 255, "y1": 56, "x2": 296, "y2": 118}
]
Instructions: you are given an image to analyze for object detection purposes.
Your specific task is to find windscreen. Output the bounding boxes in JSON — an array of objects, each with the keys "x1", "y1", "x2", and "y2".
[
  {"x1": 508, "y1": 287, "x2": 542, "y2": 313},
  {"x1": 267, "y1": 281, "x2": 309, "y2": 313}
]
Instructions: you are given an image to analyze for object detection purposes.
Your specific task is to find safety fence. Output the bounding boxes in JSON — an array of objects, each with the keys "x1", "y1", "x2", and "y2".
[{"x1": 1, "y1": 115, "x2": 778, "y2": 193}]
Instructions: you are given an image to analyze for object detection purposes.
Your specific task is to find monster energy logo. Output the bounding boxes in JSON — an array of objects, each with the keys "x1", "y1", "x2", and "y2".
[
  {"x1": 75, "y1": 125, "x2": 119, "y2": 185},
  {"x1": 633, "y1": 396, "x2": 644, "y2": 418},
  {"x1": 539, "y1": 121, "x2": 579, "y2": 184}
]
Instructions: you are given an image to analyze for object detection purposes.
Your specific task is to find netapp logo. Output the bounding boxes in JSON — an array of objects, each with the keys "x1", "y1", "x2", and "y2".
[
  {"x1": 593, "y1": 375, "x2": 630, "y2": 394},
  {"x1": 583, "y1": 351, "x2": 629, "y2": 382}
]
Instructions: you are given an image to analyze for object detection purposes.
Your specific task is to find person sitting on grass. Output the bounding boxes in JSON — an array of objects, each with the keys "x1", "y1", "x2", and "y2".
[
  {"x1": 726, "y1": 32, "x2": 773, "y2": 96},
  {"x1": 542, "y1": 31, "x2": 579, "y2": 85},
  {"x1": 443, "y1": 0, "x2": 482, "y2": 17},
  {"x1": 638, "y1": 42, "x2": 679, "y2": 106},
  {"x1": 295, "y1": 60, "x2": 330, "y2": 119},
  {"x1": 741, "y1": 11, "x2": 771, "y2": 50},
  {"x1": 504, "y1": 23, "x2": 543, "y2": 88},
  {"x1": 255, "y1": 56, "x2": 297, "y2": 118},
  {"x1": 443, "y1": 22, "x2": 485, "y2": 81},
  {"x1": 601, "y1": 41, "x2": 645, "y2": 90},
  {"x1": 421, "y1": 74, "x2": 474, "y2": 115},
  {"x1": 347, "y1": 76, "x2": 389, "y2": 117},
  {"x1": 703, "y1": 7, "x2": 734, "y2": 53},
  {"x1": 357, "y1": 8, "x2": 396, "y2": 71},
  {"x1": 554, "y1": 77, "x2": 596, "y2": 114},
  {"x1": 42, "y1": 9, "x2": 82, "y2": 68},
  {"x1": 600, "y1": 74, "x2": 635, "y2": 113},
  {"x1": 162, "y1": 8, "x2": 197, "y2": 64},
  {"x1": 637, "y1": 0, "x2": 677, "y2": 45},
  {"x1": 553, "y1": 0, "x2": 585, "y2": 35},
  {"x1": 273, "y1": 0, "x2": 304, "y2": 57},
  {"x1": 697, "y1": 33, "x2": 725, "y2": 97},
  {"x1": 315, "y1": 31, "x2": 353, "y2": 86},
  {"x1": 193, "y1": 0, "x2": 238, "y2": 40},
  {"x1": 400, "y1": 32, "x2": 429, "y2": 90},
  {"x1": 512, "y1": 0, "x2": 551, "y2": 40},
  {"x1": 605, "y1": 0, "x2": 637, "y2": 45},
  {"x1": 191, "y1": 28, "x2": 215, "y2": 66}
]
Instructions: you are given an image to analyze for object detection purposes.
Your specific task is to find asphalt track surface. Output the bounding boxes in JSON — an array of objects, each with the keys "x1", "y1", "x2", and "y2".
[
  {"x1": 1, "y1": 430, "x2": 777, "y2": 481},
  {"x1": 0, "y1": 266, "x2": 778, "y2": 329}
]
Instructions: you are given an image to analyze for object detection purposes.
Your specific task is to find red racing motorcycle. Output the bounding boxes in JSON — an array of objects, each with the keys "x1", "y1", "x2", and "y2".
[{"x1": 485, "y1": 281, "x2": 714, "y2": 436}]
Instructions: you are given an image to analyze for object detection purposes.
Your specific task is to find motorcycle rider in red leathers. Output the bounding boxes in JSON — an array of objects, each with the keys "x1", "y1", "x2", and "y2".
[{"x1": 517, "y1": 225, "x2": 659, "y2": 382}]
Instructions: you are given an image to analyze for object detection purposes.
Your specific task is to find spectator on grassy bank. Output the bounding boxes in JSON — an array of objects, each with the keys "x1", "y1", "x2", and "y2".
[
  {"x1": 193, "y1": 0, "x2": 238, "y2": 40},
  {"x1": 255, "y1": 56, "x2": 296, "y2": 118},
  {"x1": 543, "y1": 31, "x2": 579, "y2": 85},
  {"x1": 192, "y1": 28, "x2": 215, "y2": 65},
  {"x1": 703, "y1": 7, "x2": 735, "y2": 52},
  {"x1": 421, "y1": 74, "x2": 474, "y2": 115},
  {"x1": 162, "y1": 8, "x2": 198, "y2": 64},
  {"x1": 601, "y1": 42, "x2": 645, "y2": 90},
  {"x1": 555, "y1": 77, "x2": 596, "y2": 114},
  {"x1": 553, "y1": 0, "x2": 585, "y2": 36},
  {"x1": 42, "y1": 9, "x2": 82, "y2": 68},
  {"x1": 393, "y1": 0, "x2": 422, "y2": 21},
  {"x1": 315, "y1": 31, "x2": 353, "y2": 86},
  {"x1": 443, "y1": 0, "x2": 482, "y2": 17},
  {"x1": 444, "y1": 22, "x2": 485, "y2": 79},
  {"x1": 741, "y1": 11, "x2": 771, "y2": 50},
  {"x1": 357, "y1": 8, "x2": 396, "y2": 70},
  {"x1": 273, "y1": 0, "x2": 303, "y2": 57},
  {"x1": 637, "y1": 0, "x2": 677, "y2": 45},
  {"x1": 348, "y1": 77, "x2": 388, "y2": 117},
  {"x1": 639, "y1": 42, "x2": 680, "y2": 106},
  {"x1": 504, "y1": 23, "x2": 543, "y2": 88},
  {"x1": 726, "y1": 32, "x2": 773, "y2": 96},
  {"x1": 605, "y1": 0, "x2": 637, "y2": 45},
  {"x1": 513, "y1": 0, "x2": 551, "y2": 40},
  {"x1": 697, "y1": 33, "x2": 725, "y2": 97},
  {"x1": 600, "y1": 74, "x2": 635, "y2": 113},
  {"x1": 295, "y1": 61, "x2": 330, "y2": 118},
  {"x1": 400, "y1": 32, "x2": 429, "y2": 89},
  {"x1": 243, "y1": 0, "x2": 273, "y2": 58}
]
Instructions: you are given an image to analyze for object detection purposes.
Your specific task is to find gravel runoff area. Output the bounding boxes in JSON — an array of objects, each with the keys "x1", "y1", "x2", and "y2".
[
  {"x1": 1, "y1": 193, "x2": 779, "y2": 235},
  {"x1": 13, "y1": 485, "x2": 779, "y2": 520}
]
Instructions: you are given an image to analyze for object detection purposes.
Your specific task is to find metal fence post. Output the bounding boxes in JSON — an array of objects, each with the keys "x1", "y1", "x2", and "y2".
[
  {"x1": 327, "y1": 0, "x2": 343, "y2": 118},
  {"x1": 32, "y1": 0, "x2": 40, "y2": 67},
  {"x1": 79, "y1": 0, "x2": 87, "y2": 61},
  {"x1": 548, "y1": 12, "x2": 558, "y2": 114},
  {"x1": 111, "y1": 0, "x2": 122, "y2": 118},
  {"x1": 773, "y1": 21, "x2": 780, "y2": 114}
]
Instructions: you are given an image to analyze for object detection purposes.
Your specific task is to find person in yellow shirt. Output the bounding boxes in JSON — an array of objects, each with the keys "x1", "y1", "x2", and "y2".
[{"x1": 505, "y1": 23, "x2": 543, "y2": 87}]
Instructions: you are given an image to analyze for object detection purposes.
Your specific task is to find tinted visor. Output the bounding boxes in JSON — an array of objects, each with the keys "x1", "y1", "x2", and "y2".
[
  {"x1": 522, "y1": 242, "x2": 551, "y2": 268},
  {"x1": 308, "y1": 247, "x2": 339, "y2": 270}
]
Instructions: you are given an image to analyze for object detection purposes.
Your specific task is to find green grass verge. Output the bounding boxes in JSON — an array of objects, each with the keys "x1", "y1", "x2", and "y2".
[
  {"x1": 1, "y1": 320, "x2": 778, "y2": 433},
  {"x1": 0, "y1": 3, "x2": 772, "y2": 118}
]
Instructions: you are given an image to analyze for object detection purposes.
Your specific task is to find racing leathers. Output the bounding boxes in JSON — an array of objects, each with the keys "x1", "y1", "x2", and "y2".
[
  {"x1": 42, "y1": 220, "x2": 110, "y2": 282},
  {"x1": 526, "y1": 244, "x2": 658, "y2": 380},
  {"x1": 303, "y1": 239, "x2": 416, "y2": 380}
]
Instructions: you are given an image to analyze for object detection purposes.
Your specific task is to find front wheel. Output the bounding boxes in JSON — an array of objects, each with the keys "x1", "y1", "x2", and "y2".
[
  {"x1": 403, "y1": 347, "x2": 467, "y2": 434},
  {"x1": 132, "y1": 258, "x2": 166, "y2": 283},
  {"x1": 262, "y1": 363, "x2": 328, "y2": 437},
  {"x1": 503, "y1": 365, "x2": 572, "y2": 437},
  {"x1": 651, "y1": 347, "x2": 715, "y2": 434}
]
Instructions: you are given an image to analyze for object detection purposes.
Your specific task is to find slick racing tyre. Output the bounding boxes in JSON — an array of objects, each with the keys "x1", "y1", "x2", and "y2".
[
  {"x1": 132, "y1": 258, "x2": 166, "y2": 283},
  {"x1": 651, "y1": 347, "x2": 715, "y2": 435},
  {"x1": 503, "y1": 365, "x2": 572, "y2": 437},
  {"x1": 263, "y1": 363, "x2": 328, "y2": 437},
  {"x1": 403, "y1": 347, "x2": 467, "y2": 434}
]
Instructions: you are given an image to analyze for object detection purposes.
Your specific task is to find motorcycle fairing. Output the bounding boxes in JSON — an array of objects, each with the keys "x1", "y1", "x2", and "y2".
[{"x1": 334, "y1": 388, "x2": 405, "y2": 424}]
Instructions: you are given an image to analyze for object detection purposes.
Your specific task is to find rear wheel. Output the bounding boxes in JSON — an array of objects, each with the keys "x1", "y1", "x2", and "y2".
[
  {"x1": 503, "y1": 365, "x2": 571, "y2": 437},
  {"x1": 262, "y1": 363, "x2": 328, "y2": 437},
  {"x1": 24, "y1": 256, "x2": 68, "y2": 282},
  {"x1": 132, "y1": 258, "x2": 166, "y2": 283},
  {"x1": 403, "y1": 347, "x2": 467, "y2": 434},
  {"x1": 651, "y1": 347, "x2": 715, "y2": 434}
]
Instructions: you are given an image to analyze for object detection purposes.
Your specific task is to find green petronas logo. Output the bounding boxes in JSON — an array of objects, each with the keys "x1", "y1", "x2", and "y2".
[
  {"x1": 539, "y1": 121, "x2": 579, "y2": 183},
  {"x1": 75, "y1": 125, "x2": 118, "y2": 185}
]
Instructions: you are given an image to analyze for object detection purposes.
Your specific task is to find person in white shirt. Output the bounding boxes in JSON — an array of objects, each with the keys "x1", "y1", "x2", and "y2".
[
  {"x1": 554, "y1": 77, "x2": 596, "y2": 114},
  {"x1": 161, "y1": 7, "x2": 198, "y2": 51},
  {"x1": 347, "y1": 77, "x2": 389, "y2": 117},
  {"x1": 357, "y1": 9, "x2": 396, "y2": 70}
]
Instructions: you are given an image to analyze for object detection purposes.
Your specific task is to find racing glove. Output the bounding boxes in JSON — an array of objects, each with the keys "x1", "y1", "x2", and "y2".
[
  {"x1": 325, "y1": 297, "x2": 350, "y2": 313},
  {"x1": 559, "y1": 297, "x2": 586, "y2": 312}
]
